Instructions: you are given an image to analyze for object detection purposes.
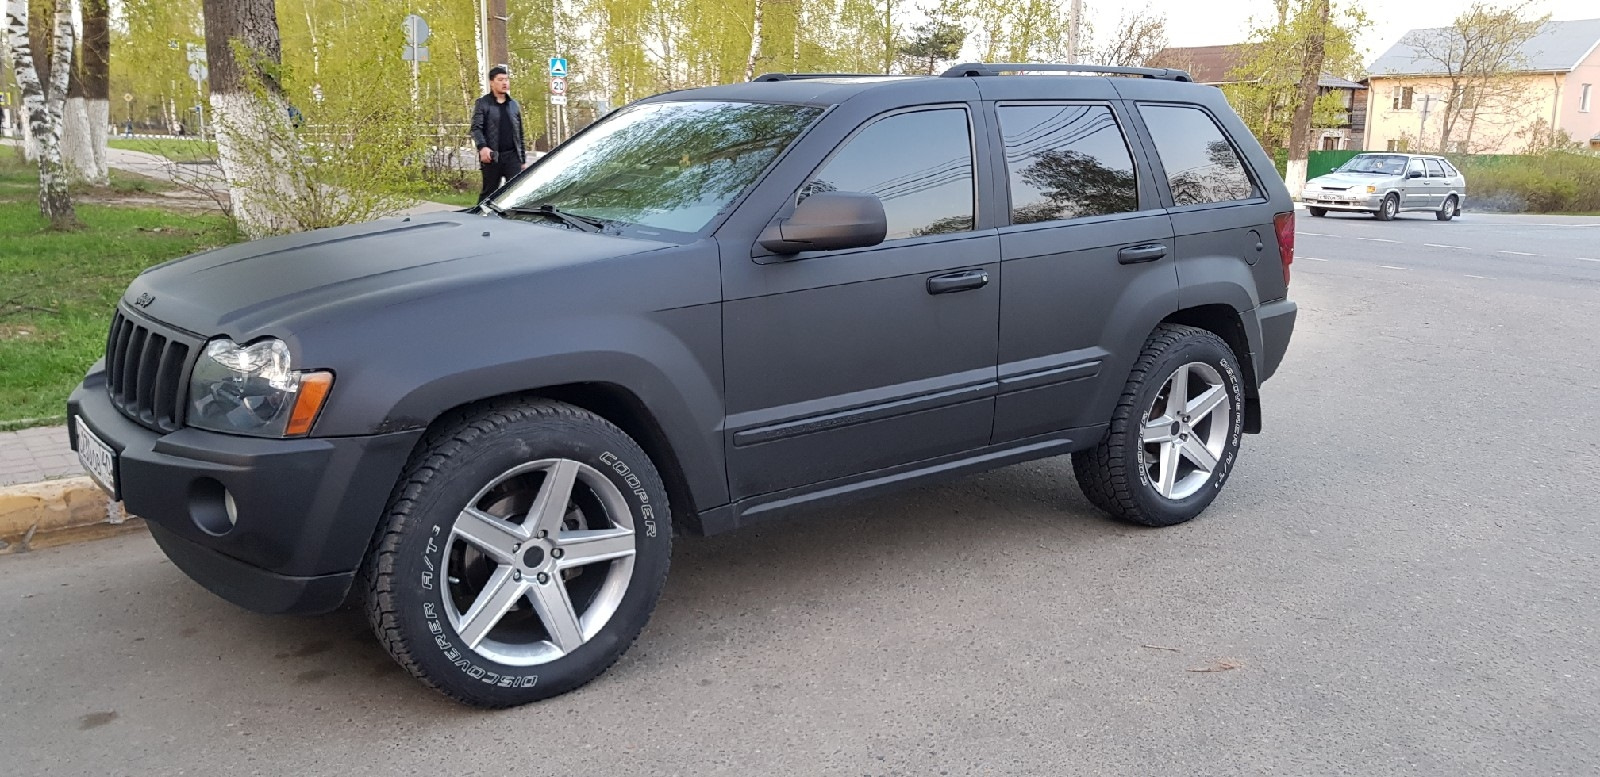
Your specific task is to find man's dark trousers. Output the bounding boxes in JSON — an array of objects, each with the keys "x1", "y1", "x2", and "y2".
[{"x1": 479, "y1": 152, "x2": 521, "y2": 202}]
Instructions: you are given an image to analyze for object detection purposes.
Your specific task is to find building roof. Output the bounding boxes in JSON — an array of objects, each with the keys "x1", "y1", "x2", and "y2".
[
  {"x1": 1369, "y1": 17, "x2": 1600, "y2": 76},
  {"x1": 1149, "y1": 44, "x2": 1367, "y2": 90}
]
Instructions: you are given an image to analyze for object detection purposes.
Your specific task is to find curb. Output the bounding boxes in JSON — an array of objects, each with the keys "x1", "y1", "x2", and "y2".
[{"x1": 0, "y1": 477, "x2": 145, "y2": 555}]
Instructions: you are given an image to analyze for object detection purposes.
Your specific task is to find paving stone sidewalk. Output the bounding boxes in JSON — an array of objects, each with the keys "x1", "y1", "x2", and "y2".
[{"x1": 0, "y1": 426, "x2": 81, "y2": 488}]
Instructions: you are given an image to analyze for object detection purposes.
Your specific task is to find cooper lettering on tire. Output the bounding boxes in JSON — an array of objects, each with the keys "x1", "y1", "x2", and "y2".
[
  {"x1": 361, "y1": 399, "x2": 672, "y2": 708},
  {"x1": 1073, "y1": 324, "x2": 1246, "y2": 527}
]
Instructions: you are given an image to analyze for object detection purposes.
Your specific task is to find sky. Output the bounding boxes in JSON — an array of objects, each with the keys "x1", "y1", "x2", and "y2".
[{"x1": 1103, "y1": 0, "x2": 1600, "y2": 67}]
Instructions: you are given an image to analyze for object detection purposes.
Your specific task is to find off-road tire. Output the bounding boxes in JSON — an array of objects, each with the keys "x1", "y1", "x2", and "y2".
[
  {"x1": 361, "y1": 399, "x2": 671, "y2": 708},
  {"x1": 1072, "y1": 324, "x2": 1245, "y2": 527}
]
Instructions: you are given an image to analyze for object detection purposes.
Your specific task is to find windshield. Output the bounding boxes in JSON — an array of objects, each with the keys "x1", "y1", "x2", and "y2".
[
  {"x1": 491, "y1": 100, "x2": 823, "y2": 235},
  {"x1": 1334, "y1": 154, "x2": 1409, "y2": 175}
]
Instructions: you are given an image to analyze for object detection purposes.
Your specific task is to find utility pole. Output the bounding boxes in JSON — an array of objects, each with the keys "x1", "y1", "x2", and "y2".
[{"x1": 1067, "y1": 0, "x2": 1083, "y2": 62}]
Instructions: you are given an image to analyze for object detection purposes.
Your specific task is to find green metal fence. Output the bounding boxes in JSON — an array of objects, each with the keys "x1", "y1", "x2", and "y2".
[{"x1": 1307, "y1": 150, "x2": 1362, "y2": 179}]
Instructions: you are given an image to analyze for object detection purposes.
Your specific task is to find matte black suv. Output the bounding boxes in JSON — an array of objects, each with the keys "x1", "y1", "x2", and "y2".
[{"x1": 68, "y1": 64, "x2": 1297, "y2": 707}]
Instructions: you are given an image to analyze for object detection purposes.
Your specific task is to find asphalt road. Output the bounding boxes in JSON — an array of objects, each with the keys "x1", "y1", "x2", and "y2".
[{"x1": 4, "y1": 212, "x2": 1598, "y2": 776}]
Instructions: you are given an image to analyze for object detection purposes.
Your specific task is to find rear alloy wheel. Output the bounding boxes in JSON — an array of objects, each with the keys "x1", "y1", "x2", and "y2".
[
  {"x1": 1436, "y1": 195, "x2": 1458, "y2": 222},
  {"x1": 364, "y1": 400, "x2": 671, "y2": 707},
  {"x1": 1375, "y1": 194, "x2": 1399, "y2": 221},
  {"x1": 1073, "y1": 324, "x2": 1245, "y2": 527},
  {"x1": 1307, "y1": 206, "x2": 1328, "y2": 217}
]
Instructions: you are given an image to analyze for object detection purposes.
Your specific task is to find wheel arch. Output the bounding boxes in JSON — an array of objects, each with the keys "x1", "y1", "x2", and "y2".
[{"x1": 405, "y1": 383, "x2": 708, "y2": 536}]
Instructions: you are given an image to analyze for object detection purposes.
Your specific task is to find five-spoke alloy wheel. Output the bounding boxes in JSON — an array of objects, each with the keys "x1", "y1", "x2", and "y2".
[
  {"x1": 1073, "y1": 324, "x2": 1245, "y2": 527},
  {"x1": 363, "y1": 400, "x2": 671, "y2": 708}
]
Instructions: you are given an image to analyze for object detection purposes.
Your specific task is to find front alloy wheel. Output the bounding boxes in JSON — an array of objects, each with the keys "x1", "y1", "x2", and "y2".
[{"x1": 364, "y1": 400, "x2": 671, "y2": 707}]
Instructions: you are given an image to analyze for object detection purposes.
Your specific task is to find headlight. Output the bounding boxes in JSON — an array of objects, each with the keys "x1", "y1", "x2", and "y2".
[
  {"x1": 1366, "y1": 185, "x2": 1377, "y2": 194},
  {"x1": 187, "y1": 338, "x2": 334, "y2": 438}
]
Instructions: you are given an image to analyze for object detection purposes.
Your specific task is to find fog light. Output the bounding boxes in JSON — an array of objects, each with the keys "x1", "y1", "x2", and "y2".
[{"x1": 189, "y1": 478, "x2": 237, "y2": 536}]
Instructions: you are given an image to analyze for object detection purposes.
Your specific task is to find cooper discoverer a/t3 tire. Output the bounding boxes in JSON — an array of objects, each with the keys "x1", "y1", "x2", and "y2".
[
  {"x1": 362, "y1": 399, "x2": 671, "y2": 708},
  {"x1": 1072, "y1": 324, "x2": 1245, "y2": 527}
]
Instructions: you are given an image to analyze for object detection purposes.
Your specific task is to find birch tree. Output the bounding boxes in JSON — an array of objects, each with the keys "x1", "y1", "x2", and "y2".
[{"x1": 6, "y1": 0, "x2": 76, "y2": 228}]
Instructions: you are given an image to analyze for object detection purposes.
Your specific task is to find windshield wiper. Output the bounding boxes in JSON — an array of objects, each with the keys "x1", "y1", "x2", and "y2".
[
  {"x1": 480, "y1": 199, "x2": 505, "y2": 216},
  {"x1": 502, "y1": 204, "x2": 606, "y2": 233}
]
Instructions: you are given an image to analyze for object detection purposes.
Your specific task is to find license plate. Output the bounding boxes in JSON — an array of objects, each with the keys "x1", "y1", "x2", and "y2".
[{"x1": 75, "y1": 417, "x2": 119, "y2": 498}]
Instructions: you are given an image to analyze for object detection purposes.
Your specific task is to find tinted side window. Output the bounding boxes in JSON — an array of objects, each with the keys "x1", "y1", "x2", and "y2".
[
  {"x1": 803, "y1": 109, "x2": 974, "y2": 240},
  {"x1": 1138, "y1": 105, "x2": 1259, "y2": 207},
  {"x1": 998, "y1": 104, "x2": 1139, "y2": 224},
  {"x1": 1424, "y1": 159, "x2": 1445, "y2": 177},
  {"x1": 1440, "y1": 160, "x2": 1460, "y2": 177}
]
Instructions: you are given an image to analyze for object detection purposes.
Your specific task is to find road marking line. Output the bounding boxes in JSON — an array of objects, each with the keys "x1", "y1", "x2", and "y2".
[
  {"x1": 1424, "y1": 243, "x2": 1466, "y2": 249},
  {"x1": 1303, "y1": 257, "x2": 1328, "y2": 261},
  {"x1": 1578, "y1": 258, "x2": 1599, "y2": 262},
  {"x1": 1379, "y1": 265, "x2": 1408, "y2": 270},
  {"x1": 1296, "y1": 232, "x2": 1329, "y2": 237},
  {"x1": 1464, "y1": 274, "x2": 1490, "y2": 279},
  {"x1": 1498, "y1": 251, "x2": 1536, "y2": 256},
  {"x1": 1363, "y1": 238, "x2": 1400, "y2": 243}
]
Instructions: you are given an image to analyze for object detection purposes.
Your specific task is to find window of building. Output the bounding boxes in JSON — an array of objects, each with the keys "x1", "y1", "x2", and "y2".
[
  {"x1": 997, "y1": 104, "x2": 1140, "y2": 224},
  {"x1": 1392, "y1": 86, "x2": 1414, "y2": 110},
  {"x1": 1137, "y1": 104, "x2": 1258, "y2": 207},
  {"x1": 803, "y1": 108, "x2": 975, "y2": 240},
  {"x1": 1583, "y1": 83, "x2": 1593, "y2": 113},
  {"x1": 1385, "y1": 139, "x2": 1411, "y2": 152}
]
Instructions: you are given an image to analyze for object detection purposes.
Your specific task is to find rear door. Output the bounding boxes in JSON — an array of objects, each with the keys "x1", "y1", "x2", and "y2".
[
  {"x1": 988, "y1": 100, "x2": 1177, "y2": 441},
  {"x1": 1402, "y1": 157, "x2": 1430, "y2": 209}
]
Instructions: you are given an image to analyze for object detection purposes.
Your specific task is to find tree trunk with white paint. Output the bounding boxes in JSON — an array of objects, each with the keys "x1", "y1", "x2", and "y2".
[
  {"x1": 83, "y1": 0, "x2": 109, "y2": 184},
  {"x1": 744, "y1": 1, "x2": 764, "y2": 82},
  {"x1": 60, "y1": 0, "x2": 94, "y2": 182},
  {"x1": 6, "y1": 0, "x2": 76, "y2": 228},
  {"x1": 1284, "y1": 0, "x2": 1329, "y2": 198},
  {"x1": 204, "y1": 0, "x2": 298, "y2": 237}
]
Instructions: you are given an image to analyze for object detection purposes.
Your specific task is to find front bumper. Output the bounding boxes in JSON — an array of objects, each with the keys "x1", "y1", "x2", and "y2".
[
  {"x1": 1301, "y1": 190, "x2": 1381, "y2": 211},
  {"x1": 67, "y1": 363, "x2": 422, "y2": 615}
]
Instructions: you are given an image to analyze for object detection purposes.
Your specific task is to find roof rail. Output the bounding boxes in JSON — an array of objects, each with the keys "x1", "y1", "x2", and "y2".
[
  {"x1": 939, "y1": 63, "x2": 1193, "y2": 82},
  {"x1": 752, "y1": 72, "x2": 901, "y2": 82}
]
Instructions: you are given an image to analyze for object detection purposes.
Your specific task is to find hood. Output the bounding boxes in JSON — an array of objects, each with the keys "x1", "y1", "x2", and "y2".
[
  {"x1": 1307, "y1": 172, "x2": 1392, "y2": 189},
  {"x1": 122, "y1": 211, "x2": 670, "y2": 338}
]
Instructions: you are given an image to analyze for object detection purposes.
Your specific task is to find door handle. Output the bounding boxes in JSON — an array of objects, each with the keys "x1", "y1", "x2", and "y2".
[
  {"x1": 1117, "y1": 244, "x2": 1168, "y2": 264},
  {"x1": 926, "y1": 269, "x2": 990, "y2": 295}
]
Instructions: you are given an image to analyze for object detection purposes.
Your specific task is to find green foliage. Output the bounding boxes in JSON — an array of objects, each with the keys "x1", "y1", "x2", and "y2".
[
  {"x1": 1224, "y1": 0, "x2": 1369, "y2": 151},
  {"x1": 1456, "y1": 151, "x2": 1600, "y2": 213},
  {"x1": 0, "y1": 156, "x2": 234, "y2": 425}
]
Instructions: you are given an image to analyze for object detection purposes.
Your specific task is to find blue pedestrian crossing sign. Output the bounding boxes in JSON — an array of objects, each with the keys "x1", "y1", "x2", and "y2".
[{"x1": 548, "y1": 57, "x2": 568, "y2": 78}]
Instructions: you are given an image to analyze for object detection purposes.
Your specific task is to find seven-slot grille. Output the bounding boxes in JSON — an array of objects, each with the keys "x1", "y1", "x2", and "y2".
[{"x1": 105, "y1": 310, "x2": 195, "y2": 433}]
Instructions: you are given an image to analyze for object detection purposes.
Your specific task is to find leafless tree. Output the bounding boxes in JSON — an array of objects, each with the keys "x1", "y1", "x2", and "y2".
[
  {"x1": 1399, "y1": 0, "x2": 1549, "y2": 153},
  {"x1": 1095, "y1": 5, "x2": 1169, "y2": 69}
]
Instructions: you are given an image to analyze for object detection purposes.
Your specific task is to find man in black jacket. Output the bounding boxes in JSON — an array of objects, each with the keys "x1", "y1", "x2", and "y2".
[{"x1": 470, "y1": 65, "x2": 527, "y2": 203}]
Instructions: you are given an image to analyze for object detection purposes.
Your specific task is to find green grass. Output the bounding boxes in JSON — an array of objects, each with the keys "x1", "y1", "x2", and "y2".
[
  {"x1": 427, "y1": 189, "x2": 481, "y2": 207},
  {"x1": 108, "y1": 137, "x2": 218, "y2": 164},
  {"x1": 0, "y1": 156, "x2": 235, "y2": 427}
]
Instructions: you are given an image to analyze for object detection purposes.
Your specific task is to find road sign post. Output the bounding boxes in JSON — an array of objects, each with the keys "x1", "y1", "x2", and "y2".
[{"x1": 403, "y1": 14, "x2": 431, "y2": 107}]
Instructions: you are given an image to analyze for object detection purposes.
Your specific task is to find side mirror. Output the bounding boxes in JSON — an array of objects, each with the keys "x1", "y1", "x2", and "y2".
[
  {"x1": 759, "y1": 191, "x2": 888, "y2": 256},
  {"x1": 1407, "y1": 170, "x2": 1425, "y2": 179}
]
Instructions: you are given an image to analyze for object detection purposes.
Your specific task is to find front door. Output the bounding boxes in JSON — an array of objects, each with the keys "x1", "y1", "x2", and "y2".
[{"x1": 721, "y1": 107, "x2": 1001, "y2": 500}]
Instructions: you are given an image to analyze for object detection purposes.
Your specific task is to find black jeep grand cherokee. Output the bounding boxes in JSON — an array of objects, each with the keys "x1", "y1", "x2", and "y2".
[{"x1": 69, "y1": 64, "x2": 1296, "y2": 707}]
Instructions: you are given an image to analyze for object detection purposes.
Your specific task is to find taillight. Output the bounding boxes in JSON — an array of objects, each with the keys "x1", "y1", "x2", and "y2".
[{"x1": 1273, "y1": 211, "x2": 1294, "y2": 285}]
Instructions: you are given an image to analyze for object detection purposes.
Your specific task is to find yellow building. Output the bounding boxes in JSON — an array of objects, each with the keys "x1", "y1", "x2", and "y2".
[{"x1": 1366, "y1": 18, "x2": 1600, "y2": 153}]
